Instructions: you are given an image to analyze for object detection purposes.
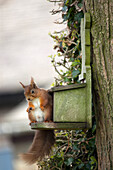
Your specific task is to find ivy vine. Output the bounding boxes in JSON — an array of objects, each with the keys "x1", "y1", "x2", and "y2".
[
  {"x1": 38, "y1": 114, "x2": 97, "y2": 169},
  {"x1": 49, "y1": 0, "x2": 84, "y2": 86},
  {"x1": 37, "y1": 0, "x2": 97, "y2": 169}
]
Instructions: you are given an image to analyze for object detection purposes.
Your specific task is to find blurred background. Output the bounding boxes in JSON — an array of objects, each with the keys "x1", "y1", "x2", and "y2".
[{"x1": 0, "y1": 0, "x2": 63, "y2": 169}]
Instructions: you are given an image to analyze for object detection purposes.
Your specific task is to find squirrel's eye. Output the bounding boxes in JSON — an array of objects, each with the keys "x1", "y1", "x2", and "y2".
[{"x1": 31, "y1": 90, "x2": 34, "y2": 94}]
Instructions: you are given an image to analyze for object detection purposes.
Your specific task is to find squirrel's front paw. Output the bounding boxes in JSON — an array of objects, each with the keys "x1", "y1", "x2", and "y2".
[
  {"x1": 28, "y1": 107, "x2": 33, "y2": 113},
  {"x1": 29, "y1": 121, "x2": 37, "y2": 125}
]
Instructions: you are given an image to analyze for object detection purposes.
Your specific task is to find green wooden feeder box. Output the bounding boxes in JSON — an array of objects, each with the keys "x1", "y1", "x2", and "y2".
[{"x1": 31, "y1": 13, "x2": 92, "y2": 130}]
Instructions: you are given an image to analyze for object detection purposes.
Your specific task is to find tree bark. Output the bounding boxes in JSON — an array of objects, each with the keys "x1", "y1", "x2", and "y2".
[{"x1": 85, "y1": 0, "x2": 113, "y2": 169}]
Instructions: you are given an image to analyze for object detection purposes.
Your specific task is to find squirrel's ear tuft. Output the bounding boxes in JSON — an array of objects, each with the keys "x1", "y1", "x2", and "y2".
[
  {"x1": 31, "y1": 77, "x2": 34, "y2": 84},
  {"x1": 20, "y1": 82, "x2": 25, "y2": 89},
  {"x1": 30, "y1": 77, "x2": 37, "y2": 88}
]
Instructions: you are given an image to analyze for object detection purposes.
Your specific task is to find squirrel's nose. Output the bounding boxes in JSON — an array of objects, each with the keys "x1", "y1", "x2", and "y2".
[{"x1": 28, "y1": 98, "x2": 30, "y2": 101}]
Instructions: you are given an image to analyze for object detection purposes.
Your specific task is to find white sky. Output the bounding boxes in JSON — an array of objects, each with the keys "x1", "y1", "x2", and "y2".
[{"x1": 0, "y1": 0, "x2": 64, "y2": 93}]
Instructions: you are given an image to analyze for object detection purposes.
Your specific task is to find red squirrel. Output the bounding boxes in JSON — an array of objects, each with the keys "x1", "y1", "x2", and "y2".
[{"x1": 20, "y1": 78, "x2": 55, "y2": 164}]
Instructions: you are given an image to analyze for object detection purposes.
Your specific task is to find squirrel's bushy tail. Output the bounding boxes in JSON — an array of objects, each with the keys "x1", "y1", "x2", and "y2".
[{"x1": 20, "y1": 130, "x2": 55, "y2": 164}]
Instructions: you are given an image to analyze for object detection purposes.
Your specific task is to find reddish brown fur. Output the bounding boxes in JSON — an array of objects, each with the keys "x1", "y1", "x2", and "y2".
[
  {"x1": 20, "y1": 130, "x2": 55, "y2": 164},
  {"x1": 20, "y1": 78, "x2": 53, "y2": 121},
  {"x1": 19, "y1": 78, "x2": 55, "y2": 164}
]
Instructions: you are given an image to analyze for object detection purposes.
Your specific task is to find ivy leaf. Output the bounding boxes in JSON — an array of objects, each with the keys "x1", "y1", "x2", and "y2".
[
  {"x1": 90, "y1": 156, "x2": 97, "y2": 164},
  {"x1": 78, "y1": 2, "x2": 83, "y2": 9},
  {"x1": 86, "y1": 164, "x2": 91, "y2": 169},
  {"x1": 65, "y1": 0, "x2": 70, "y2": 6},
  {"x1": 72, "y1": 70, "x2": 80, "y2": 78},
  {"x1": 74, "y1": 12, "x2": 84, "y2": 24},
  {"x1": 65, "y1": 157, "x2": 74, "y2": 166},
  {"x1": 69, "y1": 57, "x2": 75, "y2": 62},
  {"x1": 62, "y1": 6, "x2": 67, "y2": 12},
  {"x1": 92, "y1": 124, "x2": 96, "y2": 133},
  {"x1": 63, "y1": 14, "x2": 68, "y2": 21},
  {"x1": 64, "y1": 77, "x2": 72, "y2": 83},
  {"x1": 71, "y1": 59, "x2": 81, "y2": 67},
  {"x1": 72, "y1": 145, "x2": 79, "y2": 151},
  {"x1": 78, "y1": 163, "x2": 84, "y2": 169}
]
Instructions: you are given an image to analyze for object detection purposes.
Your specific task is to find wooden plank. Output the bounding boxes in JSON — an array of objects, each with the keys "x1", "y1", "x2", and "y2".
[
  {"x1": 79, "y1": 18, "x2": 86, "y2": 80},
  {"x1": 85, "y1": 14, "x2": 91, "y2": 65},
  {"x1": 79, "y1": 13, "x2": 91, "y2": 81},
  {"x1": 54, "y1": 87, "x2": 86, "y2": 122},
  {"x1": 31, "y1": 122, "x2": 87, "y2": 130},
  {"x1": 84, "y1": 13, "x2": 91, "y2": 29},
  {"x1": 86, "y1": 66, "x2": 92, "y2": 128},
  {"x1": 50, "y1": 83, "x2": 86, "y2": 92},
  {"x1": 85, "y1": 29, "x2": 90, "y2": 46},
  {"x1": 85, "y1": 46, "x2": 91, "y2": 66}
]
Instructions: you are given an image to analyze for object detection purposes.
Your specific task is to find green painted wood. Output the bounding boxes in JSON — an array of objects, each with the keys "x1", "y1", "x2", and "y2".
[
  {"x1": 84, "y1": 13, "x2": 91, "y2": 29},
  {"x1": 85, "y1": 13, "x2": 91, "y2": 66},
  {"x1": 86, "y1": 66, "x2": 92, "y2": 128},
  {"x1": 79, "y1": 18, "x2": 86, "y2": 80},
  {"x1": 50, "y1": 83, "x2": 86, "y2": 92},
  {"x1": 85, "y1": 46, "x2": 90, "y2": 66},
  {"x1": 85, "y1": 13, "x2": 91, "y2": 128},
  {"x1": 85, "y1": 29, "x2": 90, "y2": 46},
  {"x1": 31, "y1": 122, "x2": 87, "y2": 130},
  {"x1": 54, "y1": 87, "x2": 87, "y2": 122},
  {"x1": 79, "y1": 13, "x2": 91, "y2": 80},
  {"x1": 53, "y1": 67, "x2": 92, "y2": 128}
]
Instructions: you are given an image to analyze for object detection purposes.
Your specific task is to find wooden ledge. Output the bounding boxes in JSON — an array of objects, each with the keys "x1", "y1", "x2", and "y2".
[
  {"x1": 31, "y1": 122, "x2": 87, "y2": 130},
  {"x1": 49, "y1": 83, "x2": 86, "y2": 92}
]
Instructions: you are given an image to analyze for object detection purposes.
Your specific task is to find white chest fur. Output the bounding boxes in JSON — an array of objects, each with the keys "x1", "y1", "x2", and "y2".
[
  {"x1": 32, "y1": 98, "x2": 44, "y2": 122},
  {"x1": 32, "y1": 98, "x2": 40, "y2": 108}
]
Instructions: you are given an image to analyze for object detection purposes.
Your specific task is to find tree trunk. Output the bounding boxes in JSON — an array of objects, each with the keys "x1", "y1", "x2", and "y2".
[{"x1": 85, "y1": 0, "x2": 113, "y2": 169}]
